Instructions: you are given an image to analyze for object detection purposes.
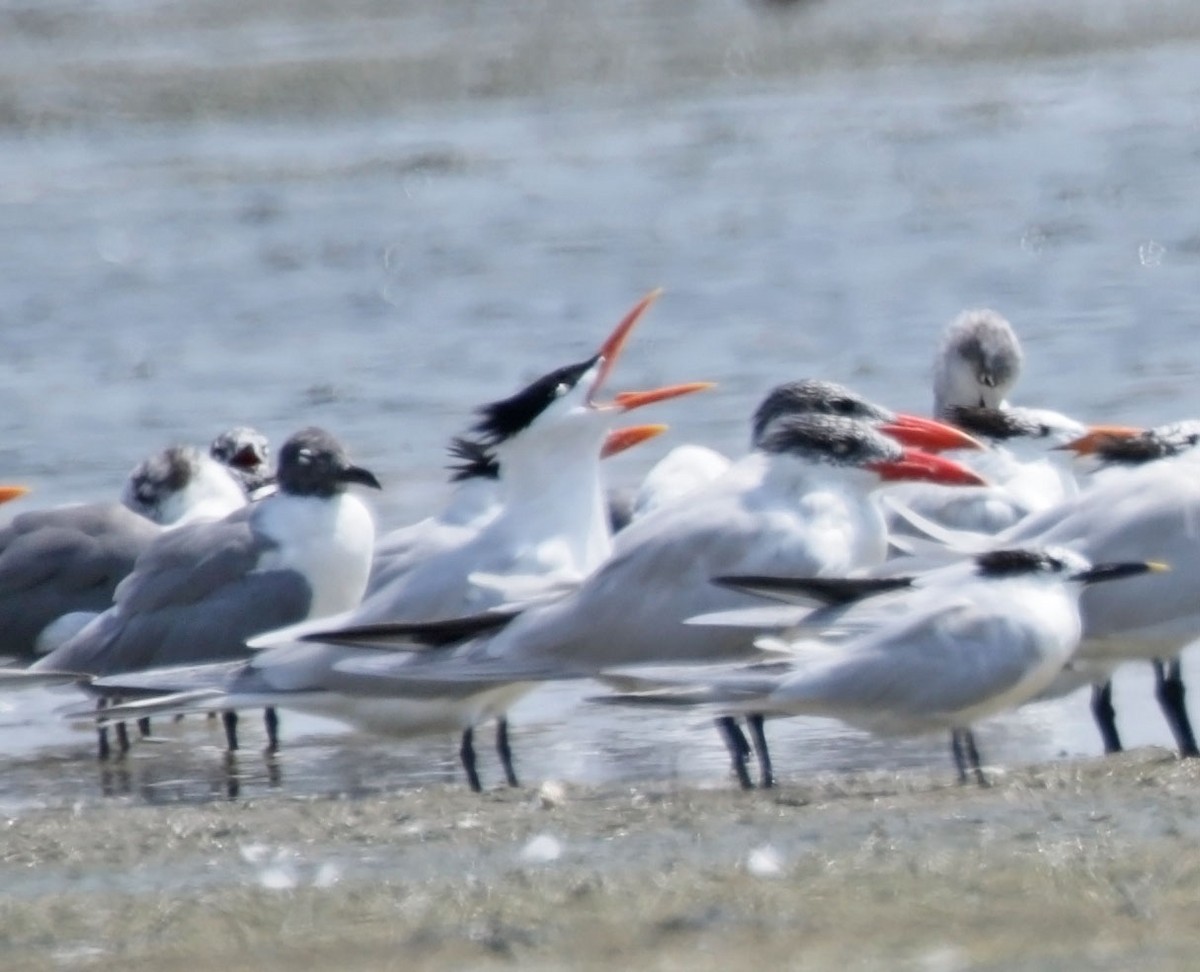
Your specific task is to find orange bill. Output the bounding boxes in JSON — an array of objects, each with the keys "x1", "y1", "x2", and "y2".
[
  {"x1": 1056, "y1": 425, "x2": 1148, "y2": 455},
  {"x1": 601, "y1": 424, "x2": 668, "y2": 459},
  {"x1": 881, "y1": 414, "x2": 985, "y2": 452},
  {"x1": 868, "y1": 450, "x2": 988, "y2": 487},
  {"x1": 588, "y1": 289, "x2": 664, "y2": 404},
  {"x1": 0, "y1": 485, "x2": 29, "y2": 505},
  {"x1": 611, "y1": 381, "x2": 716, "y2": 412}
]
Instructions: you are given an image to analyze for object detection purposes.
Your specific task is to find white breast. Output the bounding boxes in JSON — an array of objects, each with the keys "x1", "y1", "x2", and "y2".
[{"x1": 254, "y1": 493, "x2": 376, "y2": 619}]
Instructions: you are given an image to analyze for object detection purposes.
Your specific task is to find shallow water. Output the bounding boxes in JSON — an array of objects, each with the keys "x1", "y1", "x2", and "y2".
[{"x1": 2, "y1": 0, "x2": 1200, "y2": 808}]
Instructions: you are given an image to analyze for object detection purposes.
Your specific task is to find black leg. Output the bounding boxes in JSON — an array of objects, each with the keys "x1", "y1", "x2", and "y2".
[
  {"x1": 1091, "y1": 680, "x2": 1123, "y2": 754},
  {"x1": 460, "y1": 727, "x2": 482, "y2": 793},
  {"x1": 496, "y1": 717, "x2": 519, "y2": 788},
  {"x1": 97, "y1": 699, "x2": 110, "y2": 762},
  {"x1": 716, "y1": 716, "x2": 754, "y2": 790},
  {"x1": 961, "y1": 727, "x2": 989, "y2": 787},
  {"x1": 1154, "y1": 659, "x2": 1200, "y2": 757},
  {"x1": 222, "y1": 710, "x2": 239, "y2": 752},
  {"x1": 747, "y1": 714, "x2": 774, "y2": 788},
  {"x1": 137, "y1": 717, "x2": 152, "y2": 739},
  {"x1": 950, "y1": 728, "x2": 968, "y2": 784},
  {"x1": 114, "y1": 720, "x2": 131, "y2": 756},
  {"x1": 264, "y1": 707, "x2": 280, "y2": 754}
]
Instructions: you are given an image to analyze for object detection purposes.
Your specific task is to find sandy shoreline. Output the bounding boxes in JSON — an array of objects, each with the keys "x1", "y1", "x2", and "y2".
[{"x1": 2, "y1": 748, "x2": 1198, "y2": 971}]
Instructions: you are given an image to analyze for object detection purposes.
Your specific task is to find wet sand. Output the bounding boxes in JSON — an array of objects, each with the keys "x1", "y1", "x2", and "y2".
[{"x1": 3, "y1": 748, "x2": 1200, "y2": 971}]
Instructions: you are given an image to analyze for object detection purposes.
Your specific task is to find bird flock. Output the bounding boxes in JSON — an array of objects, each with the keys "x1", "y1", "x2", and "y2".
[{"x1": 2, "y1": 292, "x2": 1194, "y2": 795}]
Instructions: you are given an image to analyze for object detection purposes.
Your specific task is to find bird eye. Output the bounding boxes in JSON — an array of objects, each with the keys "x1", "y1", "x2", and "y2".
[
  {"x1": 296, "y1": 448, "x2": 313, "y2": 465},
  {"x1": 554, "y1": 382, "x2": 570, "y2": 398}
]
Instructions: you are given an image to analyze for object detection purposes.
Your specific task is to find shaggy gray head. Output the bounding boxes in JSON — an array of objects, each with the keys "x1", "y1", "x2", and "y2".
[
  {"x1": 756, "y1": 413, "x2": 903, "y2": 467},
  {"x1": 933, "y1": 310, "x2": 1023, "y2": 417},
  {"x1": 751, "y1": 380, "x2": 894, "y2": 447}
]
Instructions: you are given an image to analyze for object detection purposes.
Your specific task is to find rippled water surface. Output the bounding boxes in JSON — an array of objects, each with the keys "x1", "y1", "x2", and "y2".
[{"x1": 3, "y1": 0, "x2": 1200, "y2": 808}]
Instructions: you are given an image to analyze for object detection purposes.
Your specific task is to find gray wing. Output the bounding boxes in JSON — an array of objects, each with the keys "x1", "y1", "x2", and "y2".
[
  {"x1": 0, "y1": 503, "x2": 160, "y2": 658},
  {"x1": 771, "y1": 602, "x2": 1046, "y2": 725},
  {"x1": 35, "y1": 512, "x2": 312, "y2": 676}
]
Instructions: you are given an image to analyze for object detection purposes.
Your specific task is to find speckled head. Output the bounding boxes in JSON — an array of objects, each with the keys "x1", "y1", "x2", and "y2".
[
  {"x1": 210, "y1": 426, "x2": 272, "y2": 492},
  {"x1": 123, "y1": 446, "x2": 203, "y2": 518},
  {"x1": 751, "y1": 380, "x2": 893, "y2": 447}
]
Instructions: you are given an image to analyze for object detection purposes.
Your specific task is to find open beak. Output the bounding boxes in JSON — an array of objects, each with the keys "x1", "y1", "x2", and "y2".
[
  {"x1": 601, "y1": 424, "x2": 668, "y2": 459},
  {"x1": 868, "y1": 450, "x2": 988, "y2": 487},
  {"x1": 231, "y1": 445, "x2": 265, "y2": 470},
  {"x1": 586, "y1": 289, "x2": 663, "y2": 406},
  {"x1": 582, "y1": 289, "x2": 713, "y2": 413},
  {"x1": 1075, "y1": 561, "x2": 1169, "y2": 585},
  {"x1": 1055, "y1": 425, "x2": 1147, "y2": 456},
  {"x1": 611, "y1": 382, "x2": 715, "y2": 412},
  {"x1": 0, "y1": 486, "x2": 29, "y2": 505},
  {"x1": 880, "y1": 414, "x2": 985, "y2": 453}
]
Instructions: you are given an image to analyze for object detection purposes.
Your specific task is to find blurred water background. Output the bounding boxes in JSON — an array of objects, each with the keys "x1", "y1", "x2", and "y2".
[{"x1": 2, "y1": 0, "x2": 1200, "y2": 807}]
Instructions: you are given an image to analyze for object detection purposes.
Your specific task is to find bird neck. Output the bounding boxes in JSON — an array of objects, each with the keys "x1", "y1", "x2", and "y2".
[{"x1": 494, "y1": 429, "x2": 613, "y2": 571}]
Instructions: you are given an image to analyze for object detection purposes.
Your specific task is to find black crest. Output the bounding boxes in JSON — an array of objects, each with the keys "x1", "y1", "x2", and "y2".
[
  {"x1": 446, "y1": 437, "x2": 501, "y2": 482},
  {"x1": 471, "y1": 356, "x2": 599, "y2": 445},
  {"x1": 946, "y1": 406, "x2": 1039, "y2": 441},
  {"x1": 975, "y1": 548, "x2": 1067, "y2": 578}
]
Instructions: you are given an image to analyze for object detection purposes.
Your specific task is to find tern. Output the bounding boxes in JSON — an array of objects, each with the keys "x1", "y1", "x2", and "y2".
[
  {"x1": 29, "y1": 427, "x2": 381, "y2": 756},
  {"x1": 889, "y1": 423, "x2": 1200, "y2": 759},
  {"x1": 226, "y1": 411, "x2": 986, "y2": 790},
  {"x1": 596, "y1": 548, "x2": 1162, "y2": 785},
  {"x1": 89, "y1": 400, "x2": 984, "y2": 791},
  {"x1": 87, "y1": 292, "x2": 711, "y2": 779}
]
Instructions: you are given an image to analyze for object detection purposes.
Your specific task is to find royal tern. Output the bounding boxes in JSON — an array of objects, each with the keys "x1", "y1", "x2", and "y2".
[
  {"x1": 628, "y1": 377, "x2": 983, "y2": 528},
  {"x1": 214, "y1": 410, "x2": 986, "y2": 791},
  {"x1": 598, "y1": 548, "x2": 1162, "y2": 785},
  {"x1": 891, "y1": 431, "x2": 1200, "y2": 758},
  {"x1": 30, "y1": 427, "x2": 381, "y2": 756}
]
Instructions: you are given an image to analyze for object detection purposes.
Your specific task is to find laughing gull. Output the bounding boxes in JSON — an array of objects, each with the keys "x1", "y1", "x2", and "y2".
[
  {"x1": 0, "y1": 445, "x2": 248, "y2": 662},
  {"x1": 209, "y1": 426, "x2": 273, "y2": 496},
  {"x1": 32, "y1": 427, "x2": 381, "y2": 756}
]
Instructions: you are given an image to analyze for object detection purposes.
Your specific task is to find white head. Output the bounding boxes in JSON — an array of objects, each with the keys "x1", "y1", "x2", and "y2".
[{"x1": 121, "y1": 446, "x2": 248, "y2": 526}]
